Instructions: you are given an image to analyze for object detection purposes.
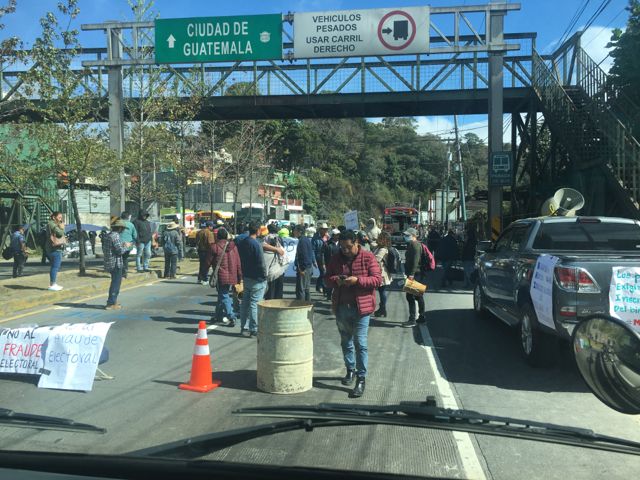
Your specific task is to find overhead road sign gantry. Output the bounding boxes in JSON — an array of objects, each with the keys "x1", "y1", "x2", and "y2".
[
  {"x1": 293, "y1": 6, "x2": 430, "y2": 59},
  {"x1": 154, "y1": 14, "x2": 283, "y2": 64}
]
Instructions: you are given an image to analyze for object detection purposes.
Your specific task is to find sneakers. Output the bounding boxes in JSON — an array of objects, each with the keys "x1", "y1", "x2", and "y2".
[
  {"x1": 416, "y1": 314, "x2": 426, "y2": 324},
  {"x1": 249, "y1": 331, "x2": 258, "y2": 338},
  {"x1": 200, "y1": 280, "x2": 208, "y2": 286},
  {"x1": 350, "y1": 377, "x2": 365, "y2": 398},
  {"x1": 341, "y1": 369, "x2": 356, "y2": 386},
  {"x1": 48, "y1": 284, "x2": 63, "y2": 291},
  {"x1": 401, "y1": 318, "x2": 417, "y2": 328},
  {"x1": 374, "y1": 307, "x2": 387, "y2": 318}
]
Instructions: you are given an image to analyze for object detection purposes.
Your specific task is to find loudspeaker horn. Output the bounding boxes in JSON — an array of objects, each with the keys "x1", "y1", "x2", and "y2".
[{"x1": 540, "y1": 188, "x2": 585, "y2": 217}]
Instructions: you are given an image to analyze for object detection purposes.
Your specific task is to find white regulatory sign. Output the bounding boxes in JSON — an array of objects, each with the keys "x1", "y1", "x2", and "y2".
[{"x1": 294, "y1": 6, "x2": 430, "y2": 59}]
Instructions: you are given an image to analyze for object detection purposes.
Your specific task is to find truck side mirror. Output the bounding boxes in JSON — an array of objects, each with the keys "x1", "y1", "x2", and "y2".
[
  {"x1": 573, "y1": 316, "x2": 640, "y2": 414},
  {"x1": 476, "y1": 240, "x2": 493, "y2": 254}
]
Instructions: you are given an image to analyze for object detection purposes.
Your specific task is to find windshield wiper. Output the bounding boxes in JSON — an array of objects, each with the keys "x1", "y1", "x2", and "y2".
[
  {"x1": 131, "y1": 398, "x2": 640, "y2": 459},
  {"x1": 0, "y1": 408, "x2": 106, "y2": 434},
  {"x1": 235, "y1": 400, "x2": 640, "y2": 457}
]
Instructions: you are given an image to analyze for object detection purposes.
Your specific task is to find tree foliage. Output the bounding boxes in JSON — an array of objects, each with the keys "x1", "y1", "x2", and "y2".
[{"x1": 608, "y1": 0, "x2": 640, "y2": 137}]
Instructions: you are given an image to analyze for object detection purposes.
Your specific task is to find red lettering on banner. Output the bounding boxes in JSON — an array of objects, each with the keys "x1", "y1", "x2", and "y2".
[
  {"x1": 634, "y1": 319, "x2": 640, "y2": 326},
  {"x1": 2, "y1": 343, "x2": 43, "y2": 357}
]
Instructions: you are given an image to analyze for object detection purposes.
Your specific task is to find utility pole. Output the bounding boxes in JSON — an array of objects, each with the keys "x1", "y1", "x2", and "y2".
[
  {"x1": 209, "y1": 121, "x2": 215, "y2": 217},
  {"x1": 453, "y1": 115, "x2": 467, "y2": 222}
]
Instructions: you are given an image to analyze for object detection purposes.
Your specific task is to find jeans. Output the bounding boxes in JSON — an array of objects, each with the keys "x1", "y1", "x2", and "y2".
[
  {"x1": 136, "y1": 241, "x2": 152, "y2": 271},
  {"x1": 378, "y1": 285, "x2": 388, "y2": 308},
  {"x1": 164, "y1": 253, "x2": 178, "y2": 278},
  {"x1": 47, "y1": 250, "x2": 62, "y2": 284},
  {"x1": 265, "y1": 275, "x2": 284, "y2": 300},
  {"x1": 122, "y1": 251, "x2": 131, "y2": 276},
  {"x1": 406, "y1": 273, "x2": 425, "y2": 320},
  {"x1": 107, "y1": 266, "x2": 123, "y2": 306},
  {"x1": 216, "y1": 284, "x2": 237, "y2": 321},
  {"x1": 441, "y1": 260, "x2": 454, "y2": 287},
  {"x1": 336, "y1": 305, "x2": 370, "y2": 378},
  {"x1": 197, "y1": 250, "x2": 210, "y2": 282},
  {"x1": 463, "y1": 260, "x2": 474, "y2": 287},
  {"x1": 240, "y1": 277, "x2": 267, "y2": 333},
  {"x1": 12, "y1": 252, "x2": 27, "y2": 277},
  {"x1": 296, "y1": 269, "x2": 312, "y2": 301},
  {"x1": 316, "y1": 264, "x2": 325, "y2": 291}
]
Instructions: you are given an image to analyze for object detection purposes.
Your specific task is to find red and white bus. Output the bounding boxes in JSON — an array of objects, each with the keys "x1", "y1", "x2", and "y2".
[{"x1": 383, "y1": 206, "x2": 419, "y2": 246}]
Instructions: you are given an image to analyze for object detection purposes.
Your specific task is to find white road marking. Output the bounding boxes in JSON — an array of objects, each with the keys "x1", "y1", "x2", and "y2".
[
  {"x1": 418, "y1": 323, "x2": 487, "y2": 480},
  {"x1": 207, "y1": 325, "x2": 218, "y2": 331},
  {"x1": 145, "y1": 283, "x2": 154, "y2": 286},
  {"x1": 54, "y1": 306, "x2": 71, "y2": 310}
]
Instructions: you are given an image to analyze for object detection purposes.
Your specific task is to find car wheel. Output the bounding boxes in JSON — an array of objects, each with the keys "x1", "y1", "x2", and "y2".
[
  {"x1": 473, "y1": 283, "x2": 489, "y2": 319},
  {"x1": 520, "y1": 303, "x2": 558, "y2": 368}
]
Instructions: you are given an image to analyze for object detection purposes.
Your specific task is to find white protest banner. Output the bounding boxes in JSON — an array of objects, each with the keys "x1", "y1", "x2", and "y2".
[
  {"x1": 294, "y1": 6, "x2": 430, "y2": 59},
  {"x1": 38, "y1": 322, "x2": 113, "y2": 391},
  {"x1": 609, "y1": 266, "x2": 640, "y2": 332},
  {"x1": 281, "y1": 237, "x2": 321, "y2": 278},
  {"x1": 0, "y1": 326, "x2": 50, "y2": 374},
  {"x1": 530, "y1": 255, "x2": 559, "y2": 330},
  {"x1": 344, "y1": 210, "x2": 359, "y2": 231}
]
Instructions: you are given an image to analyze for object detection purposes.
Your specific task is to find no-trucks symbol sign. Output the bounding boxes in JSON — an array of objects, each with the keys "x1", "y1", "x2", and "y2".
[
  {"x1": 294, "y1": 6, "x2": 430, "y2": 59},
  {"x1": 377, "y1": 10, "x2": 417, "y2": 51}
]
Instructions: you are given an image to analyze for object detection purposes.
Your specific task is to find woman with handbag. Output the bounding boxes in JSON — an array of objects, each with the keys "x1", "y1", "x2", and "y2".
[
  {"x1": 209, "y1": 228, "x2": 242, "y2": 327},
  {"x1": 45, "y1": 211, "x2": 66, "y2": 291},
  {"x1": 373, "y1": 231, "x2": 393, "y2": 318}
]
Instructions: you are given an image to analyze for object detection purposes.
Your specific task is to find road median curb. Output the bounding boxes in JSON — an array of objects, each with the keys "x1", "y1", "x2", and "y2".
[{"x1": 0, "y1": 270, "x2": 158, "y2": 316}]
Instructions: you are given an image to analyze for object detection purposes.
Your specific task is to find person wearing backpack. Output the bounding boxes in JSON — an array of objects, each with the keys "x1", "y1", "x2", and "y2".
[
  {"x1": 10, "y1": 224, "x2": 29, "y2": 278},
  {"x1": 373, "y1": 231, "x2": 394, "y2": 318},
  {"x1": 402, "y1": 227, "x2": 432, "y2": 328},
  {"x1": 161, "y1": 222, "x2": 183, "y2": 279}
]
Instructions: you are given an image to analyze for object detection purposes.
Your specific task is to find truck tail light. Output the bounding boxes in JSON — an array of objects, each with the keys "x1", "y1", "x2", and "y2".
[
  {"x1": 559, "y1": 306, "x2": 577, "y2": 317},
  {"x1": 554, "y1": 266, "x2": 600, "y2": 293}
]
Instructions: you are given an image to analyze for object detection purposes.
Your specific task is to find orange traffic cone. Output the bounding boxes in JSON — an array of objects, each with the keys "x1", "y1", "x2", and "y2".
[{"x1": 179, "y1": 321, "x2": 221, "y2": 392}]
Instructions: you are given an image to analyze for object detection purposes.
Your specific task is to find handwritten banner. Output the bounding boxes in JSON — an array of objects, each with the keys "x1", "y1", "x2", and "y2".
[
  {"x1": 0, "y1": 326, "x2": 50, "y2": 374},
  {"x1": 530, "y1": 255, "x2": 559, "y2": 330},
  {"x1": 1, "y1": 322, "x2": 112, "y2": 391},
  {"x1": 281, "y1": 237, "x2": 320, "y2": 278},
  {"x1": 609, "y1": 267, "x2": 640, "y2": 332},
  {"x1": 38, "y1": 322, "x2": 113, "y2": 392}
]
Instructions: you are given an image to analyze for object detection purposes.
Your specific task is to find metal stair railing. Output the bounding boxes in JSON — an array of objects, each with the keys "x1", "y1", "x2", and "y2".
[{"x1": 532, "y1": 48, "x2": 640, "y2": 210}]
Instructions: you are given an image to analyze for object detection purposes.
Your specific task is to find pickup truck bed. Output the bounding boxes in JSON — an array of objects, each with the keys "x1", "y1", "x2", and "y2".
[{"x1": 473, "y1": 216, "x2": 640, "y2": 367}]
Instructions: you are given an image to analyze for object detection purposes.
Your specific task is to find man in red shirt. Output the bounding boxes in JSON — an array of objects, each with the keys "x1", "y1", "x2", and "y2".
[{"x1": 325, "y1": 230, "x2": 382, "y2": 398}]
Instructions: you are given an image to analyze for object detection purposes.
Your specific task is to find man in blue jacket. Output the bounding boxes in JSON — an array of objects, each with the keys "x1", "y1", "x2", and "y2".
[
  {"x1": 237, "y1": 222, "x2": 267, "y2": 337},
  {"x1": 293, "y1": 224, "x2": 316, "y2": 301}
]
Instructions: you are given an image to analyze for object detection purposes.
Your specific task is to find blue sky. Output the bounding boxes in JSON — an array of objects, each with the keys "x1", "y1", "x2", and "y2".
[{"x1": 3, "y1": 0, "x2": 633, "y2": 140}]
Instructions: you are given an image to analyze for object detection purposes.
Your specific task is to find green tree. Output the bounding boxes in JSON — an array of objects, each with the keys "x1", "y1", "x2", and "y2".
[
  {"x1": 21, "y1": 1, "x2": 118, "y2": 275},
  {"x1": 608, "y1": 0, "x2": 640, "y2": 137}
]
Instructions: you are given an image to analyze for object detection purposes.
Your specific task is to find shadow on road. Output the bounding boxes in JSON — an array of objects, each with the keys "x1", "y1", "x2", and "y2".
[
  {"x1": 370, "y1": 318, "x2": 399, "y2": 328},
  {"x1": 152, "y1": 379, "x2": 182, "y2": 388},
  {"x1": 150, "y1": 316, "x2": 202, "y2": 325},
  {"x1": 0, "y1": 373, "x2": 39, "y2": 386},
  {"x1": 214, "y1": 369, "x2": 258, "y2": 392},
  {"x1": 176, "y1": 309, "x2": 212, "y2": 317},
  {"x1": 425, "y1": 308, "x2": 589, "y2": 393},
  {"x1": 313, "y1": 376, "x2": 351, "y2": 393},
  {"x1": 3, "y1": 285, "x2": 46, "y2": 291}
]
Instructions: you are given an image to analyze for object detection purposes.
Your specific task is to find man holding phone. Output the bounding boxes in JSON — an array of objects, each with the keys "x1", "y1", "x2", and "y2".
[{"x1": 325, "y1": 230, "x2": 382, "y2": 398}]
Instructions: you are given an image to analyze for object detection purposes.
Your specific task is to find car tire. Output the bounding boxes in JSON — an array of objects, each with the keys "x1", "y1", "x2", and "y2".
[
  {"x1": 473, "y1": 283, "x2": 489, "y2": 319},
  {"x1": 520, "y1": 302, "x2": 559, "y2": 368}
]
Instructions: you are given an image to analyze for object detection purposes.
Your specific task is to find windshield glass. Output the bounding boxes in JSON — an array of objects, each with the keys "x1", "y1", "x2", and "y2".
[
  {"x1": 1, "y1": 1, "x2": 640, "y2": 479},
  {"x1": 533, "y1": 222, "x2": 640, "y2": 250}
]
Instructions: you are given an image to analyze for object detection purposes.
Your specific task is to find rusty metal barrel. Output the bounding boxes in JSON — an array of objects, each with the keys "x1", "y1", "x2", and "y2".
[{"x1": 256, "y1": 299, "x2": 314, "y2": 394}]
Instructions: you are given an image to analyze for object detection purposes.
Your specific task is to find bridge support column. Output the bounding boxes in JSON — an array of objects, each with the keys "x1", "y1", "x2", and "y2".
[
  {"x1": 487, "y1": 5, "x2": 506, "y2": 241},
  {"x1": 108, "y1": 27, "x2": 126, "y2": 216}
]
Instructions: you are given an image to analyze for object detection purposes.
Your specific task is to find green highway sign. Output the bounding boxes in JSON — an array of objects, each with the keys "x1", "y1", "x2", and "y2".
[{"x1": 155, "y1": 14, "x2": 282, "y2": 64}]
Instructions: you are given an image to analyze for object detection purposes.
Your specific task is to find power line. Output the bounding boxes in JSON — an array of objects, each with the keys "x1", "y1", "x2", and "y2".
[
  {"x1": 582, "y1": 6, "x2": 626, "y2": 48},
  {"x1": 557, "y1": 0, "x2": 593, "y2": 49},
  {"x1": 582, "y1": 0, "x2": 614, "y2": 32}
]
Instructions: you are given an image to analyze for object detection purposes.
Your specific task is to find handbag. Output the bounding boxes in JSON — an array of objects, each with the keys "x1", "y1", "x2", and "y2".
[
  {"x1": 403, "y1": 278, "x2": 427, "y2": 296},
  {"x1": 209, "y1": 241, "x2": 229, "y2": 288},
  {"x1": 49, "y1": 224, "x2": 67, "y2": 247},
  {"x1": 264, "y1": 251, "x2": 289, "y2": 282}
]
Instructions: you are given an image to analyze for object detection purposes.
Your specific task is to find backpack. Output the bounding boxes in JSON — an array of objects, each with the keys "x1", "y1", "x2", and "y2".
[
  {"x1": 2, "y1": 246, "x2": 13, "y2": 260},
  {"x1": 162, "y1": 230, "x2": 178, "y2": 255},
  {"x1": 419, "y1": 243, "x2": 436, "y2": 272},
  {"x1": 386, "y1": 246, "x2": 402, "y2": 274}
]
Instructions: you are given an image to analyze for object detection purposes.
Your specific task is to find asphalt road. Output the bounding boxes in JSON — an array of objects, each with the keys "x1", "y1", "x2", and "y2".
[{"x1": 0, "y1": 268, "x2": 639, "y2": 479}]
